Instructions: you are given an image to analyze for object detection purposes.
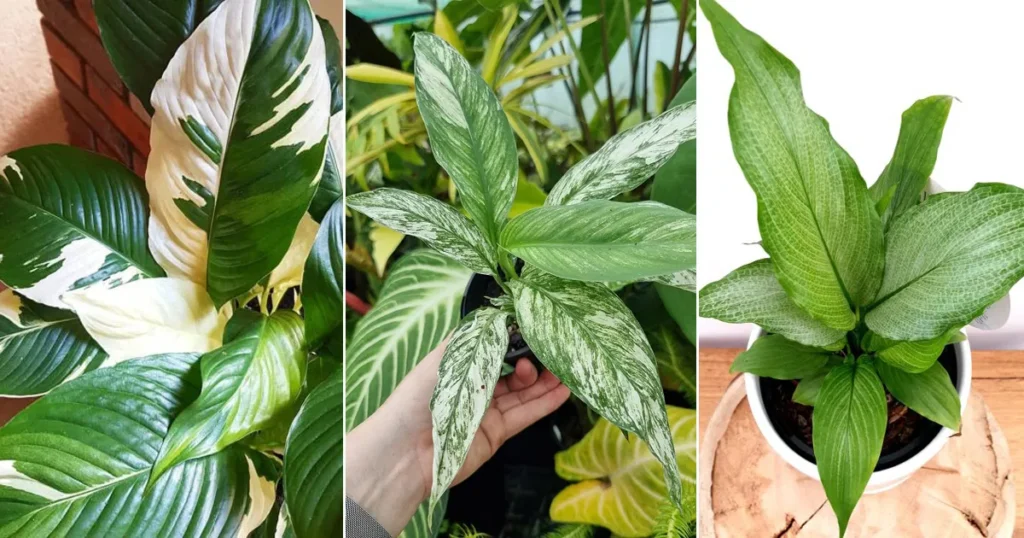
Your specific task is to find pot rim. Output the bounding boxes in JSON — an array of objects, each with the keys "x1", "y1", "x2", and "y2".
[{"x1": 743, "y1": 328, "x2": 972, "y2": 486}]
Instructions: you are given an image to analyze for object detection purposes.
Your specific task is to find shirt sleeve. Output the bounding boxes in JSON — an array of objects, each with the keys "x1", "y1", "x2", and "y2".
[{"x1": 345, "y1": 496, "x2": 394, "y2": 538}]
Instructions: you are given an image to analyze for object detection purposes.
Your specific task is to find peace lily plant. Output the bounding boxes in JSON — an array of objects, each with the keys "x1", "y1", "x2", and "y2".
[
  {"x1": 699, "y1": 1, "x2": 1024, "y2": 536},
  {"x1": 346, "y1": 33, "x2": 697, "y2": 518},
  {"x1": 0, "y1": 0, "x2": 343, "y2": 536}
]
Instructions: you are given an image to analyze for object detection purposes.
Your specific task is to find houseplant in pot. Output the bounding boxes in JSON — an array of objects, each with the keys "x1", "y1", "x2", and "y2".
[
  {"x1": 346, "y1": 31, "x2": 697, "y2": 528},
  {"x1": 699, "y1": 0, "x2": 1024, "y2": 536}
]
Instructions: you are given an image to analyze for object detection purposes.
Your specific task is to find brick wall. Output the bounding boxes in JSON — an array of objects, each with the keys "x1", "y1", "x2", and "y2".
[{"x1": 37, "y1": 0, "x2": 151, "y2": 178}]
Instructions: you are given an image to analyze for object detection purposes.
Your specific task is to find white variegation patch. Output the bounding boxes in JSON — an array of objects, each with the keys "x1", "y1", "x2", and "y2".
[
  {"x1": 646, "y1": 270, "x2": 696, "y2": 291},
  {"x1": 267, "y1": 213, "x2": 320, "y2": 298},
  {"x1": 547, "y1": 102, "x2": 696, "y2": 206},
  {"x1": 0, "y1": 156, "x2": 19, "y2": 182},
  {"x1": 14, "y1": 238, "x2": 144, "y2": 310},
  {"x1": 0, "y1": 288, "x2": 24, "y2": 327},
  {"x1": 238, "y1": 455, "x2": 278, "y2": 537},
  {"x1": 0, "y1": 460, "x2": 65, "y2": 500},
  {"x1": 415, "y1": 55, "x2": 469, "y2": 130}
]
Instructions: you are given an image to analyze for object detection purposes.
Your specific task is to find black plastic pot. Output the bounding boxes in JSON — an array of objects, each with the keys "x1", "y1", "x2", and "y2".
[{"x1": 461, "y1": 271, "x2": 533, "y2": 363}]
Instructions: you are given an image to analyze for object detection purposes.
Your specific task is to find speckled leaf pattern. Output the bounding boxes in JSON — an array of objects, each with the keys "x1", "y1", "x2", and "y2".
[
  {"x1": 0, "y1": 146, "x2": 163, "y2": 309},
  {"x1": 813, "y1": 361, "x2": 887, "y2": 537},
  {"x1": 865, "y1": 183, "x2": 1024, "y2": 340},
  {"x1": 875, "y1": 360, "x2": 960, "y2": 431},
  {"x1": 151, "y1": 311, "x2": 306, "y2": 484},
  {"x1": 730, "y1": 335, "x2": 834, "y2": 380},
  {"x1": 862, "y1": 327, "x2": 960, "y2": 373},
  {"x1": 702, "y1": 0, "x2": 884, "y2": 330},
  {"x1": 500, "y1": 201, "x2": 695, "y2": 282},
  {"x1": 510, "y1": 268, "x2": 682, "y2": 508},
  {"x1": 347, "y1": 188, "x2": 496, "y2": 275},
  {"x1": 413, "y1": 33, "x2": 517, "y2": 248},
  {"x1": 645, "y1": 270, "x2": 696, "y2": 292},
  {"x1": 0, "y1": 289, "x2": 105, "y2": 397},
  {"x1": 429, "y1": 307, "x2": 509, "y2": 508},
  {"x1": 699, "y1": 259, "x2": 846, "y2": 347},
  {"x1": 147, "y1": 0, "x2": 330, "y2": 306},
  {"x1": 549, "y1": 406, "x2": 696, "y2": 537},
  {"x1": 0, "y1": 354, "x2": 276, "y2": 537},
  {"x1": 546, "y1": 102, "x2": 697, "y2": 206},
  {"x1": 303, "y1": 200, "x2": 345, "y2": 349}
]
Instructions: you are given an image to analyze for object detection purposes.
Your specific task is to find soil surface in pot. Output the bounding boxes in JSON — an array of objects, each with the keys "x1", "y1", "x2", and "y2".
[
  {"x1": 760, "y1": 345, "x2": 958, "y2": 471},
  {"x1": 462, "y1": 271, "x2": 532, "y2": 363}
]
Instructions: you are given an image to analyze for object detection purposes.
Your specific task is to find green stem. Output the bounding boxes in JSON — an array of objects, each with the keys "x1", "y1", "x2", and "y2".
[{"x1": 498, "y1": 254, "x2": 518, "y2": 281}]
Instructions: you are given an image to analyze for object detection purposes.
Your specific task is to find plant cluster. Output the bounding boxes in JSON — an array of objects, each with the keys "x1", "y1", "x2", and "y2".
[{"x1": 699, "y1": 0, "x2": 1024, "y2": 535}]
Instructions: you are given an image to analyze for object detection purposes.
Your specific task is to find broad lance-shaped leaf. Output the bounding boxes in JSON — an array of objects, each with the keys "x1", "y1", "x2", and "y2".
[
  {"x1": 319, "y1": 15, "x2": 343, "y2": 116},
  {"x1": 414, "y1": 33, "x2": 517, "y2": 248},
  {"x1": 651, "y1": 77, "x2": 698, "y2": 215},
  {"x1": 550, "y1": 406, "x2": 696, "y2": 537},
  {"x1": 309, "y1": 112, "x2": 344, "y2": 223},
  {"x1": 646, "y1": 270, "x2": 695, "y2": 292},
  {"x1": 700, "y1": 259, "x2": 846, "y2": 347},
  {"x1": 347, "y1": 188, "x2": 496, "y2": 275},
  {"x1": 813, "y1": 361, "x2": 887, "y2": 537},
  {"x1": 429, "y1": 307, "x2": 509, "y2": 507},
  {"x1": 510, "y1": 269, "x2": 682, "y2": 508},
  {"x1": 547, "y1": 102, "x2": 696, "y2": 206},
  {"x1": 875, "y1": 360, "x2": 960, "y2": 431},
  {"x1": 501, "y1": 201, "x2": 695, "y2": 282},
  {"x1": 648, "y1": 324, "x2": 696, "y2": 402},
  {"x1": 151, "y1": 310, "x2": 306, "y2": 484},
  {"x1": 0, "y1": 146, "x2": 163, "y2": 309},
  {"x1": 862, "y1": 327, "x2": 961, "y2": 373},
  {"x1": 0, "y1": 289, "x2": 105, "y2": 397},
  {"x1": 285, "y1": 368, "x2": 343, "y2": 538},
  {"x1": 0, "y1": 354, "x2": 277, "y2": 536},
  {"x1": 870, "y1": 95, "x2": 953, "y2": 226},
  {"x1": 865, "y1": 183, "x2": 1024, "y2": 340},
  {"x1": 730, "y1": 335, "x2": 833, "y2": 380},
  {"x1": 147, "y1": 0, "x2": 331, "y2": 306},
  {"x1": 62, "y1": 277, "x2": 227, "y2": 365},
  {"x1": 702, "y1": 0, "x2": 883, "y2": 330},
  {"x1": 304, "y1": 200, "x2": 345, "y2": 349}
]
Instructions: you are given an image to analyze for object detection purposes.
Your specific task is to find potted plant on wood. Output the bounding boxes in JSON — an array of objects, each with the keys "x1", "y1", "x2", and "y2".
[{"x1": 699, "y1": 0, "x2": 1024, "y2": 536}]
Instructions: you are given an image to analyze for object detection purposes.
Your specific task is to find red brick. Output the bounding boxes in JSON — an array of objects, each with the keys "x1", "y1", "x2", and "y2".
[
  {"x1": 52, "y1": 67, "x2": 131, "y2": 165},
  {"x1": 73, "y1": 0, "x2": 98, "y2": 35},
  {"x1": 60, "y1": 100, "x2": 94, "y2": 150},
  {"x1": 85, "y1": 66, "x2": 151, "y2": 157},
  {"x1": 41, "y1": 22, "x2": 82, "y2": 88},
  {"x1": 132, "y1": 151, "x2": 148, "y2": 179},
  {"x1": 94, "y1": 138, "x2": 119, "y2": 162},
  {"x1": 37, "y1": 0, "x2": 124, "y2": 94}
]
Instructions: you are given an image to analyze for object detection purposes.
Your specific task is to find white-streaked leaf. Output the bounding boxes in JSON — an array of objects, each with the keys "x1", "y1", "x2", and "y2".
[
  {"x1": 429, "y1": 307, "x2": 509, "y2": 508},
  {"x1": 414, "y1": 33, "x2": 517, "y2": 248},
  {"x1": 62, "y1": 277, "x2": 227, "y2": 365},
  {"x1": 699, "y1": 259, "x2": 847, "y2": 347},
  {"x1": 509, "y1": 269, "x2": 682, "y2": 508},
  {"x1": 546, "y1": 102, "x2": 696, "y2": 206},
  {"x1": 303, "y1": 201, "x2": 345, "y2": 349},
  {"x1": 862, "y1": 327, "x2": 960, "y2": 373},
  {"x1": 865, "y1": 183, "x2": 1024, "y2": 340},
  {"x1": 347, "y1": 188, "x2": 496, "y2": 275},
  {"x1": 0, "y1": 146, "x2": 163, "y2": 309},
  {"x1": 500, "y1": 201, "x2": 695, "y2": 282},
  {"x1": 147, "y1": 0, "x2": 331, "y2": 306},
  {"x1": 875, "y1": 360, "x2": 960, "y2": 430},
  {"x1": 645, "y1": 270, "x2": 695, "y2": 292},
  {"x1": 729, "y1": 335, "x2": 833, "y2": 379}
]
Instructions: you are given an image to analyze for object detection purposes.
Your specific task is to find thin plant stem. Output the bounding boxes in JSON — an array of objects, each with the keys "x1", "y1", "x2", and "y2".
[
  {"x1": 640, "y1": 0, "x2": 653, "y2": 118},
  {"x1": 599, "y1": 0, "x2": 619, "y2": 134},
  {"x1": 628, "y1": 2, "x2": 646, "y2": 110},
  {"x1": 668, "y1": 0, "x2": 689, "y2": 102},
  {"x1": 542, "y1": 0, "x2": 594, "y2": 151}
]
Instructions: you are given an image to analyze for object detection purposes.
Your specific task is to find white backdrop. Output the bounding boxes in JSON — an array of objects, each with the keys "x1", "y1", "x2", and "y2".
[{"x1": 696, "y1": 0, "x2": 1024, "y2": 349}]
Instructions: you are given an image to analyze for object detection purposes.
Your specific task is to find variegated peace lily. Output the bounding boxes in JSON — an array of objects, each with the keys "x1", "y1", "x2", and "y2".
[
  {"x1": 700, "y1": 1, "x2": 1024, "y2": 536},
  {"x1": 0, "y1": 0, "x2": 343, "y2": 536},
  {"x1": 346, "y1": 33, "x2": 697, "y2": 516}
]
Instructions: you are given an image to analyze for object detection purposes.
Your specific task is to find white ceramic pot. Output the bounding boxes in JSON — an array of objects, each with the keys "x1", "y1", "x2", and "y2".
[{"x1": 743, "y1": 328, "x2": 972, "y2": 494}]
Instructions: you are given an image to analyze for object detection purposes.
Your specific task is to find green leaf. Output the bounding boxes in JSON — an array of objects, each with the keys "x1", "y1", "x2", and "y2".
[
  {"x1": 865, "y1": 183, "x2": 1024, "y2": 340},
  {"x1": 0, "y1": 289, "x2": 105, "y2": 396},
  {"x1": 285, "y1": 368, "x2": 343, "y2": 538},
  {"x1": 648, "y1": 324, "x2": 696, "y2": 402},
  {"x1": 146, "y1": 0, "x2": 331, "y2": 306},
  {"x1": 509, "y1": 269, "x2": 682, "y2": 508},
  {"x1": 0, "y1": 354, "x2": 276, "y2": 536},
  {"x1": 400, "y1": 498, "x2": 448, "y2": 538},
  {"x1": 476, "y1": 0, "x2": 517, "y2": 10},
  {"x1": 0, "y1": 145, "x2": 163, "y2": 309},
  {"x1": 875, "y1": 360, "x2": 960, "y2": 431},
  {"x1": 319, "y1": 16, "x2": 344, "y2": 116},
  {"x1": 792, "y1": 367, "x2": 829, "y2": 407},
  {"x1": 729, "y1": 335, "x2": 833, "y2": 380},
  {"x1": 702, "y1": 0, "x2": 884, "y2": 329},
  {"x1": 651, "y1": 86, "x2": 697, "y2": 214},
  {"x1": 550, "y1": 406, "x2": 696, "y2": 537},
  {"x1": 862, "y1": 327, "x2": 960, "y2": 373},
  {"x1": 501, "y1": 201, "x2": 695, "y2": 282},
  {"x1": 658, "y1": 285, "x2": 697, "y2": 344},
  {"x1": 309, "y1": 114, "x2": 344, "y2": 223},
  {"x1": 577, "y1": 0, "x2": 643, "y2": 96},
  {"x1": 429, "y1": 308, "x2": 509, "y2": 507},
  {"x1": 870, "y1": 95, "x2": 953, "y2": 226},
  {"x1": 151, "y1": 311, "x2": 306, "y2": 484},
  {"x1": 347, "y1": 188, "x2": 496, "y2": 275},
  {"x1": 547, "y1": 103, "x2": 697, "y2": 206},
  {"x1": 304, "y1": 200, "x2": 345, "y2": 349},
  {"x1": 413, "y1": 33, "x2": 518, "y2": 248},
  {"x1": 813, "y1": 361, "x2": 888, "y2": 537},
  {"x1": 699, "y1": 259, "x2": 847, "y2": 347}
]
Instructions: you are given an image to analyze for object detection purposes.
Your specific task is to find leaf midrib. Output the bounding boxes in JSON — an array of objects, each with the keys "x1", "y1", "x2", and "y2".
[{"x1": 5, "y1": 467, "x2": 149, "y2": 526}]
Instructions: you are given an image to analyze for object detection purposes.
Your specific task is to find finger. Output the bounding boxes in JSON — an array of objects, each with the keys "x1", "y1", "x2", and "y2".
[
  {"x1": 494, "y1": 368, "x2": 564, "y2": 412},
  {"x1": 506, "y1": 359, "x2": 538, "y2": 392},
  {"x1": 502, "y1": 384, "x2": 571, "y2": 438}
]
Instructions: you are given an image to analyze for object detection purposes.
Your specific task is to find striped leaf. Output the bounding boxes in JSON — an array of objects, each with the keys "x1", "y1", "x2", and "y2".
[
  {"x1": 813, "y1": 361, "x2": 887, "y2": 537},
  {"x1": 703, "y1": 0, "x2": 884, "y2": 330},
  {"x1": 546, "y1": 102, "x2": 697, "y2": 206},
  {"x1": 414, "y1": 33, "x2": 517, "y2": 248},
  {"x1": 0, "y1": 289, "x2": 105, "y2": 397},
  {"x1": 347, "y1": 188, "x2": 496, "y2": 275},
  {"x1": 0, "y1": 146, "x2": 162, "y2": 309},
  {"x1": 509, "y1": 269, "x2": 682, "y2": 508},
  {"x1": 0, "y1": 354, "x2": 277, "y2": 537},
  {"x1": 865, "y1": 183, "x2": 1024, "y2": 340},
  {"x1": 876, "y1": 360, "x2": 960, "y2": 431},
  {"x1": 151, "y1": 311, "x2": 306, "y2": 484},
  {"x1": 501, "y1": 201, "x2": 695, "y2": 282},
  {"x1": 303, "y1": 200, "x2": 345, "y2": 349},
  {"x1": 729, "y1": 335, "x2": 834, "y2": 380},
  {"x1": 147, "y1": 0, "x2": 331, "y2": 306},
  {"x1": 862, "y1": 327, "x2": 961, "y2": 373},
  {"x1": 429, "y1": 307, "x2": 509, "y2": 508},
  {"x1": 550, "y1": 406, "x2": 696, "y2": 537}
]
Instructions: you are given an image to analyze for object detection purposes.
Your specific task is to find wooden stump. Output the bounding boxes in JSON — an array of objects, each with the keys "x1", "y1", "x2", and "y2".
[{"x1": 699, "y1": 378, "x2": 1015, "y2": 537}]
